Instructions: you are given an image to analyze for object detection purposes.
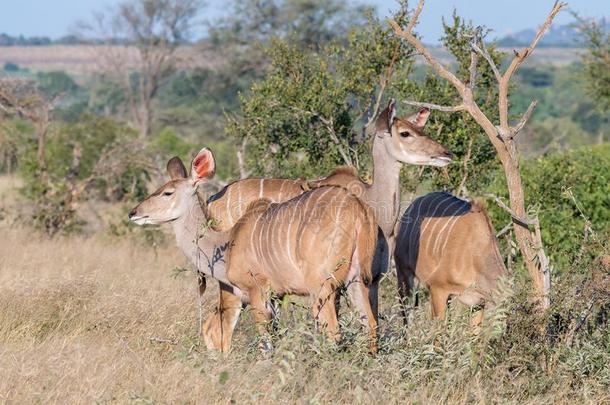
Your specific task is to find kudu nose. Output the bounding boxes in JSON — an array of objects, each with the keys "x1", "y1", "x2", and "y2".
[
  {"x1": 444, "y1": 151, "x2": 454, "y2": 159},
  {"x1": 128, "y1": 207, "x2": 137, "y2": 219}
]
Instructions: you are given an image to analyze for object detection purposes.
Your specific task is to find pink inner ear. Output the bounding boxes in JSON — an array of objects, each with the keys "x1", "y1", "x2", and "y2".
[
  {"x1": 194, "y1": 153, "x2": 213, "y2": 178},
  {"x1": 414, "y1": 109, "x2": 430, "y2": 126}
]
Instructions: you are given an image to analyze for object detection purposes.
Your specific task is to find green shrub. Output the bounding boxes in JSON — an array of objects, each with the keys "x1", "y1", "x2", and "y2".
[
  {"x1": 19, "y1": 115, "x2": 153, "y2": 235},
  {"x1": 486, "y1": 144, "x2": 610, "y2": 271},
  {"x1": 3, "y1": 62, "x2": 20, "y2": 72}
]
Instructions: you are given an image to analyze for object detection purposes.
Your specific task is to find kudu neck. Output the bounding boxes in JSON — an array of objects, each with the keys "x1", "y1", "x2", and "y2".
[
  {"x1": 172, "y1": 192, "x2": 232, "y2": 285},
  {"x1": 367, "y1": 135, "x2": 402, "y2": 237}
]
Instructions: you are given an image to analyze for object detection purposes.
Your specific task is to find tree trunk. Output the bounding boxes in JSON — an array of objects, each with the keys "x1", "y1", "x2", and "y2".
[
  {"x1": 502, "y1": 151, "x2": 547, "y2": 302},
  {"x1": 36, "y1": 120, "x2": 49, "y2": 185}
]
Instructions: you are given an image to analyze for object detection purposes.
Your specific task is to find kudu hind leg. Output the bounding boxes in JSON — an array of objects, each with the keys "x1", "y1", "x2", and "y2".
[
  {"x1": 396, "y1": 263, "x2": 418, "y2": 323},
  {"x1": 346, "y1": 277, "x2": 379, "y2": 353},
  {"x1": 430, "y1": 288, "x2": 450, "y2": 319},
  {"x1": 312, "y1": 285, "x2": 340, "y2": 343}
]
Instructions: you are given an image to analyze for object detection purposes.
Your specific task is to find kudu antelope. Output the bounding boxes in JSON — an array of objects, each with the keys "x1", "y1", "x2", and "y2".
[
  {"x1": 308, "y1": 100, "x2": 505, "y2": 320},
  {"x1": 394, "y1": 193, "x2": 507, "y2": 320},
  {"x1": 309, "y1": 99, "x2": 453, "y2": 251},
  {"x1": 151, "y1": 99, "x2": 452, "y2": 350},
  {"x1": 129, "y1": 148, "x2": 379, "y2": 352}
]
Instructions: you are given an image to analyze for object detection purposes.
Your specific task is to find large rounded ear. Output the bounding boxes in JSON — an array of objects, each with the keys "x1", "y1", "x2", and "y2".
[
  {"x1": 191, "y1": 147, "x2": 216, "y2": 185},
  {"x1": 167, "y1": 156, "x2": 187, "y2": 180},
  {"x1": 406, "y1": 107, "x2": 431, "y2": 128},
  {"x1": 375, "y1": 98, "x2": 397, "y2": 135}
]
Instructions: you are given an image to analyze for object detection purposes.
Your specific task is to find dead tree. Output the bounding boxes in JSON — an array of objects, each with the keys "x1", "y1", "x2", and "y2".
[
  {"x1": 0, "y1": 78, "x2": 57, "y2": 180},
  {"x1": 82, "y1": 0, "x2": 204, "y2": 138},
  {"x1": 389, "y1": 1, "x2": 566, "y2": 308}
]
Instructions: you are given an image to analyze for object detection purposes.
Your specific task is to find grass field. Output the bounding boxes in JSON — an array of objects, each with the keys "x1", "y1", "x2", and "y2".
[
  {"x1": 0, "y1": 45, "x2": 583, "y2": 75},
  {"x1": 0, "y1": 176, "x2": 608, "y2": 403}
]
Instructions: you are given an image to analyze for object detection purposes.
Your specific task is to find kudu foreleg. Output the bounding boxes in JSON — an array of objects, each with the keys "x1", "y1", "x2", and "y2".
[
  {"x1": 202, "y1": 283, "x2": 243, "y2": 353},
  {"x1": 396, "y1": 265, "x2": 418, "y2": 323}
]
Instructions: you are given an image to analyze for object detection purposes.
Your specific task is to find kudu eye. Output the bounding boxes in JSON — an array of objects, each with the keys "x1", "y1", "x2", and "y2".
[
  {"x1": 399, "y1": 131, "x2": 411, "y2": 138},
  {"x1": 163, "y1": 190, "x2": 174, "y2": 196}
]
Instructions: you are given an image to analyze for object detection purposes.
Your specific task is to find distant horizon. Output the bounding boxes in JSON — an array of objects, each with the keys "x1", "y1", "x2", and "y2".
[{"x1": 0, "y1": 0, "x2": 607, "y2": 43}]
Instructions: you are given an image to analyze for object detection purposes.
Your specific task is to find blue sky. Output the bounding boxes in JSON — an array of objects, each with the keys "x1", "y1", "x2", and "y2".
[{"x1": 0, "y1": 0, "x2": 607, "y2": 42}]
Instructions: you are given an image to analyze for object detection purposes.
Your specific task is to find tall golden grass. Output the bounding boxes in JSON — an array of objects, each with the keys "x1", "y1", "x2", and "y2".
[{"x1": 0, "y1": 175, "x2": 607, "y2": 403}]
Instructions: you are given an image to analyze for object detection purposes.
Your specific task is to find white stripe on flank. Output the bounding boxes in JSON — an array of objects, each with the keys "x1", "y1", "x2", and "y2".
[
  {"x1": 424, "y1": 195, "x2": 456, "y2": 256},
  {"x1": 432, "y1": 199, "x2": 463, "y2": 255},
  {"x1": 435, "y1": 211, "x2": 462, "y2": 256},
  {"x1": 259, "y1": 179, "x2": 264, "y2": 198},
  {"x1": 250, "y1": 205, "x2": 264, "y2": 262},
  {"x1": 226, "y1": 186, "x2": 234, "y2": 226},
  {"x1": 269, "y1": 204, "x2": 283, "y2": 271},
  {"x1": 277, "y1": 181, "x2": 285, "y2": 202},
  {"x1": 287, "y1": 192, "x2": 309, "y2": 267},
  {"x1": 236, "y1": 184, "x2": 243, "y2": 218},
  {"x1": 413, "y1": 193, "x2": 446, "y2": 259},
  {"x1": 313, "y1": 187, "x2": 334, "y2": 224},
  {"x1": 285, "y1": 199, "x2": 298, "y2": 269},
  {"x1": 324, "y1": 192, "x2": 342, "y2": 258},
  {"x1": 263, "y1": 208, "x2": 273, "y2": 269}
]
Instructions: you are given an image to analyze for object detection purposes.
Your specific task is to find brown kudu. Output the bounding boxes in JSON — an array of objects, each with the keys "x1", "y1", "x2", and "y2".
[
  {"x1": 309, "y1": 100, "x2": 506, "y2": 321},
  {"x1": 309, "y1": 100, "x2": 453, "y2": 249},
  {"x1": 192, "y1": 99, "x2": 453, "y2": 351},
  {"x1": 394, "y1": 192, "x2": 507, "y2": 320},
  {"x1": 129, "y1": 148, "x2": 379, "y2": 352}
]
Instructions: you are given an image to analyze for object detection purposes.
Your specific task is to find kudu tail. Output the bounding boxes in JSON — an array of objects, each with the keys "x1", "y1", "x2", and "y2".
[{"x1": 354, "y1": 200, "x2": 378, "y2": 285}]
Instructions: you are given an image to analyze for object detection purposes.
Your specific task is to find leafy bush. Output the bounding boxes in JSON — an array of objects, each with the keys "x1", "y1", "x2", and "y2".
[
  {"x1": 36, "y1": 71, "x2": 79, "y2": 98},
  {"x1": 486, "y1": 144, "x2": 610, "y2": 271},
  {"x1": 3, "y1": 62, "x2": 20, "y2": 72},
  {"x1": 227, "y1": 5, "x2": 414, "y2": 179},
  {"x1": 18, "y1": 115, "x2": 153, "y2": 235}
]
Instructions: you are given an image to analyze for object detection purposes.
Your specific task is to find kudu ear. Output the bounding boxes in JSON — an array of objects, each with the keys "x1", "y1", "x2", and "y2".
[
  {"x1": 191, "y1": 147, "x2": 216, "y2": 185},
  {"x1": 406, "y1": 107, "x2": 431, "y2": 128},
  {"x1": 167, "y1": 156, "x2": 187, "y2": 180},
  {"x1": 375, "y1": 98, "x2": 397, "y2": 135}
]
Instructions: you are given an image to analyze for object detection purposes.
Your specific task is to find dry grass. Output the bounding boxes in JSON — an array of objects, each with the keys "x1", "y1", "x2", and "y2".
[
  {"x1": 0, "y1": 46, "x2": 582, "y2": 75},
  {"x1": 0, "y1": 174, "x2": 607, "y2": 403},
  {"x1": 0, "y1": 45, "x2": 221, "y2": 75}
]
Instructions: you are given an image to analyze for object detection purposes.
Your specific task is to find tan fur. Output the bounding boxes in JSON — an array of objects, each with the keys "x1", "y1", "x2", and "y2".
[
  {"x1": 394, "y1": 196, "x2": 507, "y2": 320},
  {"x1": 207, "y1": 178, "x2": 307, "y2": 231},
  {"x1": 226, "y1": 186, "x2": 379, "y2": 352},
  {"x1": 130, "y1": 150, "x2": 379, "y2": 352},
  {"x1": 201, "y1": 284, "x2": 242, "y2": 352},
  {"x1": 142, "y1": 101, "x2": 452, "y2": 349}
]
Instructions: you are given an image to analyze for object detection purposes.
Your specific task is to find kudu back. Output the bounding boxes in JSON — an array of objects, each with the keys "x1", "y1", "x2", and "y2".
[
  {"x1": 226, "y1": 184, "x2": 380, "y2": 351},
  {"x1": 394, "y1": 192, "x2": 507, "y2": 319},
  {"x1": 130, "y1": 148, "x2": 380, "y2": 352}
]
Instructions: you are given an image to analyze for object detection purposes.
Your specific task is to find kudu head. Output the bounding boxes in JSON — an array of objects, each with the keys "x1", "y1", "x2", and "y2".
[
  {"x1": 375, "y1": 99, "x2": 453, "y2": 167},
  {"x1": 129, "y1": 148, "x2": 215, "y2": 225}
]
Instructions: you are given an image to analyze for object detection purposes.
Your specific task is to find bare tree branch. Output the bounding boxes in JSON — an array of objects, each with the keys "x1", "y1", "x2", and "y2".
[
  {"x1": 513, "y1": 100, "x2": 538, "y2": 136},
  {"x1": 499, "y1": 1, "x2": 566, "y2": 128},
  {"x1": 389, "y1": 3, "x2": 468, "y2": 97},
  {"x1": 470, "y1": 37, "x2": 502, "y2": 83},
  {"x1": 401, "y1": 100, "x2": 466, "y2": 112},
  {"x1": 467, "y1": 26, "x2": 483, "y2": 91},
  {"x1": 485, "y1": 194, "x2": 538, "y2": 227},
  {"x1": 456, "y1": 135, "x2": 474, "y2": 197}
]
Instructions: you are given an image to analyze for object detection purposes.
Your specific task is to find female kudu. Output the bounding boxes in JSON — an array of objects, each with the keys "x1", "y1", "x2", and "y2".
[
  {"x1": 311, "y1": 100, "x2": 507, "y2": 319},
  {"x1": 129, "y1": 148, "x2": 379, "y2": 352}
]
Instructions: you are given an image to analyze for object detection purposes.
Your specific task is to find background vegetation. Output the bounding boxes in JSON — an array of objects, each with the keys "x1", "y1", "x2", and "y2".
[{"x1": 0, "y1": 0, "x2": 608, "y2": 402}]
